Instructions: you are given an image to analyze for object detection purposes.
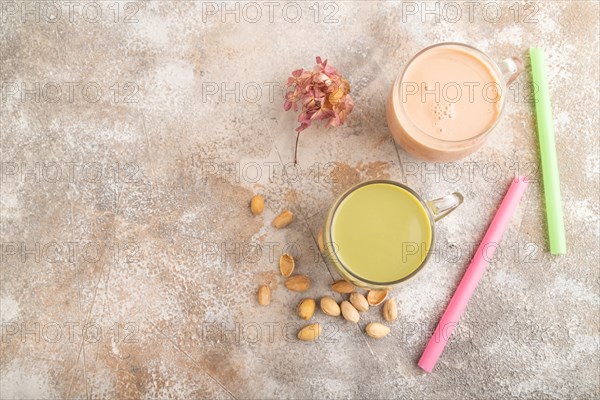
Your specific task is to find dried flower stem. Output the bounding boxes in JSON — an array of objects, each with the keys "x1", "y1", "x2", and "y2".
[{"x1": 294, "y1": 131, "x2": 300, "y2": 164}]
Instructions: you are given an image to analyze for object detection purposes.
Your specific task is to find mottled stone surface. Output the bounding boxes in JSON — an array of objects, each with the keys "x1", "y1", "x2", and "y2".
[{"x1": 1, "y1": 1, "x2": 598, "y2": 399}]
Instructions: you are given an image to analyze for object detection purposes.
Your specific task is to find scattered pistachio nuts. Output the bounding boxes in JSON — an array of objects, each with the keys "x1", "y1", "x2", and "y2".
[
  {"x1": 257, "y1": 284, "x2": 270, "y2": 306},
  {"x1": 297, "y1": 323, "x2": 321, "y2": 341},
  {"x1": 365, "y1": 322, "x2": 390, "y2": 339},
  {"x1": 332, "y1": 280, "x2": 355, "y2": 294},
  {"x1": 340, "y1": 301, "x2": 360, "y2": 323},
  {"x1": 279, "y1": 253, "x2": 295, "y2": 277},
  {"x1": 349, "y1": 292, "x2": 369, "y2": 312},
  {"x1": 367, "y1": 289, "x2": 389, "y2": 306},
  {"x1": 284, "y1": 275, "x2": 311, "y2": 292},
  {"x1": 320, "y1": 296, "x2": 341, "y2": 316},
  {"x1": 250, "y1": 195, "x2": 264, "y2": 215},
  {"x1": 317, "y1": 229, "x2": 325, "y2": 252},
  {"x1": 382, "y1": 298, "x2": 397, "y2": 321},
  {"x1": 297, "y1": 298, "x2": 316, "y2": 320},
  {"x1": 272, "y1": 210, "x2": 294, "y2": 228}
]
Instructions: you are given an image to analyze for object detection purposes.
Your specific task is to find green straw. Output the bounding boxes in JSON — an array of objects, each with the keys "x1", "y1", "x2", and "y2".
[{"x1": 530, "y1": 47, "x2": 566, "y2": 255}]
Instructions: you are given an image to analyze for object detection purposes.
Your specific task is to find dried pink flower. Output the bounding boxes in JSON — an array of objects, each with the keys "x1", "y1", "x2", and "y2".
[{"x1": 284, "y1": 57, "x2": 354, "y2": 163}]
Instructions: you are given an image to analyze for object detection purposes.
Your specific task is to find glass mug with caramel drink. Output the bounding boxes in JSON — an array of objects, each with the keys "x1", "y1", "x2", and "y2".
[
  {"x1": 321, "y1": 180, "x2": 463, "y2": 289},
  {"x1": 387, "y1": 42, "x2": 523, "y2": 161}
]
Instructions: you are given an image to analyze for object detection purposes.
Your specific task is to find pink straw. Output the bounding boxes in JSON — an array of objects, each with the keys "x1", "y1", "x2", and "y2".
[{"x1": 418, "y1": 176, "x2": 529, "y2": 373}]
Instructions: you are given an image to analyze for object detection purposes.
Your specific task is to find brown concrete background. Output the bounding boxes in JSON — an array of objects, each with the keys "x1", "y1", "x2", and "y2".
[{"x1": 1, "y1": 1, "x2": 598, "y2": 398}]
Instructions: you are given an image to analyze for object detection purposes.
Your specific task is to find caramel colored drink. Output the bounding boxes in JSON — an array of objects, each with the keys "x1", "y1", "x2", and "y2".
[{"x1": 387, "y1": 43, "x2": 522, "y2": 161}]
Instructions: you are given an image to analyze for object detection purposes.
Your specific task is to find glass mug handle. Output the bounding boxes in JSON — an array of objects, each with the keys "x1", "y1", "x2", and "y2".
[
  {"x1": 426, "y1": 192, "x2": 464, "y2": 222},
  {"x1": 497, "y1": 56, "x2": 524, "y2": 86}
]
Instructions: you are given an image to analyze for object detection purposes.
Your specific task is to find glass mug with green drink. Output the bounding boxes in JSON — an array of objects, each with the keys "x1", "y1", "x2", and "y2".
[{"x1": 321, "y1": 180, "x2": 463, "y2": 289}]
